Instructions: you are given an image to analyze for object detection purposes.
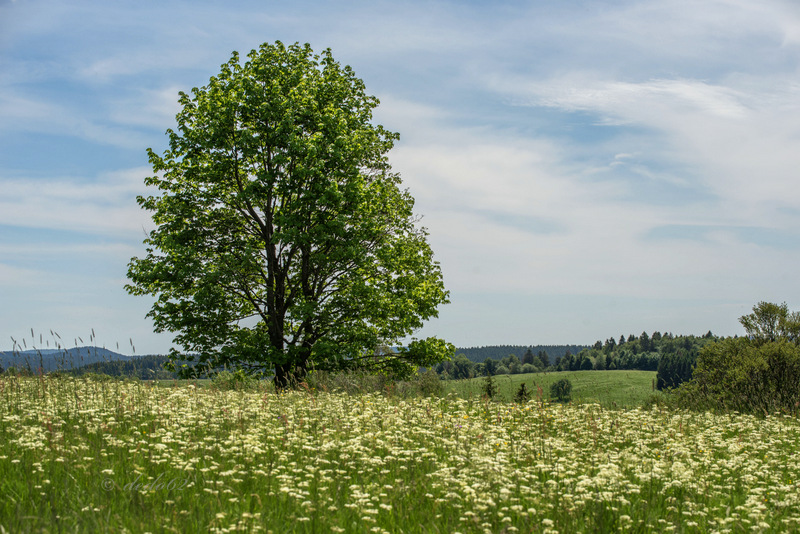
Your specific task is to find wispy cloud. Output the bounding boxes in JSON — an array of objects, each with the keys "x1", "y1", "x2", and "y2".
[
  {"x1": 106, "y1": 86, "x2": 184, "y2": 130},
  {"x1": 0, "y1": 90, "x2": 155, "y2": 148},
  {"x1": 380, "y1": 81, "x2": 800, "y2": 317},
  {"x1": 0, "y1": 167, "x2": 153, "y2": 237},
  {"x1": 518, "y1": 78, "x2": 751, "y2": 121}
]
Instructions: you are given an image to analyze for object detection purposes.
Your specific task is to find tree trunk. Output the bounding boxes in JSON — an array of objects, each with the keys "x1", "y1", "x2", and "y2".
[
  {"x1": 273, "y1": 360, "x2": 308, "y2": 390},
  {"x1": 274, "y1": 362, "x2": 292, "y2": 391}
]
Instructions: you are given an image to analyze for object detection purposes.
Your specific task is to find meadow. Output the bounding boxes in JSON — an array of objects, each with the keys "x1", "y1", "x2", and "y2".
[
  {"x1": 2, "y1": 374, "x2": 800, "y2": 533},
  {"x1": 446, "y1": 370, "x2": 659, "y2": 408}
]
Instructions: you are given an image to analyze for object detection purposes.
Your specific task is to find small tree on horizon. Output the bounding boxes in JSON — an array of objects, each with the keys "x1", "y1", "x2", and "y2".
[{"x1": 537, "y1": 350, "x2": 549, "y2": 369}]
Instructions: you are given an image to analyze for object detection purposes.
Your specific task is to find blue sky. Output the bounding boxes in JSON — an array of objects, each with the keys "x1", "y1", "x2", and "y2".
[{"x1": 2, "y1": 0, "x2": 800, "y2": 355}]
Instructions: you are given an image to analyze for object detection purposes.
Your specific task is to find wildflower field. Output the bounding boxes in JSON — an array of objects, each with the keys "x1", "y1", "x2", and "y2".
[{"x1": 2, "y1": 376, "x2": 800, "y2": 533}]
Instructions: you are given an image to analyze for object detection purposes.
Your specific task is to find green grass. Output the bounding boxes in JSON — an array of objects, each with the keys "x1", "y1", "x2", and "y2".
[{"x1": 446, "y1": 370, "x2": 660, "y2": 407}]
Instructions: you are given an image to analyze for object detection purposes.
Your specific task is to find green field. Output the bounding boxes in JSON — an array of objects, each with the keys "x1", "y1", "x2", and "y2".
[
  {"x1": 446, "y1": 370, "x2": 660, "y2": 407},
  {"x1": 4, "y1": 373, "x2": 800, "y2": 533}
]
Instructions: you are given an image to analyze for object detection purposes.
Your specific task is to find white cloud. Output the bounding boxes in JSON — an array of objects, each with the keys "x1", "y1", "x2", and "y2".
[
  {"x1": 0, "y1": 262, "x2": 48, "y2": 287},
  {"x1": 494, "y1": 71, "x2": 800, "y2": 217},
  {"x1": 379, "y1": 91, "x2": 800, "y2": 313},
  {"x1": 0, "y1": 89, "x2": 154, "y2": 148},
  {"x1": 107, "y1": 85, "x2": 183, "y2": 130},
  {"x1": 530, "y1": 78, "x2": 750, "y2": 121},
  {"x1": 0, "y1": 167, "x2": 154, "y2": 237}
]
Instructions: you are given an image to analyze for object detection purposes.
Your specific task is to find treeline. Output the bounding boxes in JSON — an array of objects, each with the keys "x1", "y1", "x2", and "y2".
[
  {"x1": 436, "y1": 332, "x2": 717, "y2": 386},
  {"x1": 557, "y1": 331, "x2": 715, "y2": 373},
  {"x1": 456, "y1": 345, "x2": 589, "y2": 364}
]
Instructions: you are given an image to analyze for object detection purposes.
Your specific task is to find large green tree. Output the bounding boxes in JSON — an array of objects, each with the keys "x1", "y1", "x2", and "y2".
[{"x1": 126, "y1": 41, "x2": 452, "y2": 388}]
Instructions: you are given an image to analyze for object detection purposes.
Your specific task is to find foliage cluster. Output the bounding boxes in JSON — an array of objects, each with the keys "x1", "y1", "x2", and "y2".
[
  {"x1": 560, "y1": 331, "x2": 715, "y2": 374},
  {"x1": 656, "y1": 350, "x2": 696, "y2": 391},
  {"x1": 438, "y1": 350, "x2": 551, "y2": 379},
  {"x1": 482, "y1": 373, "x2": 498, "y2": 399},
  {"x1": 675, "y1": 302, "x2": 800, "y2": 415},
  {"x1": 513, "y1": 382, "x2": 532, "y2": 403},
  {"x1": 211, "y1": 369, "x2": 261, "y2": 391},
  {"x1": 455, "y1": 345, "x2": 589, "y2": 363}
]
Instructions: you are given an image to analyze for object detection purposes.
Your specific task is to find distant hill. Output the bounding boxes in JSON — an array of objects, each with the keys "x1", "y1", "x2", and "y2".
[
  {"x1": 455, "y1": 345, "x2": 591, "y2": 365},
  {"x1": 68, "y1": 354, "x2": 179, "y2": 380},
  {"x1": 0, "y1": 347, "x2": 134, "y2": 373}
]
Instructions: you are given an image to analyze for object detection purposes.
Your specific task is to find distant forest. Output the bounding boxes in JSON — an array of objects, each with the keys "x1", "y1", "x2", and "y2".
[
  {"x1": 436, "y1": 332, "x2": 718, "y2": 390},
  {"x1": 455, "y1": 345, "x2": 590, "y2": 364}
]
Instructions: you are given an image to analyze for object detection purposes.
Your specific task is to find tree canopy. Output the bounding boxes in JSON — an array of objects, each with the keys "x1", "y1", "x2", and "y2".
[
  {"x1": 126, "y1": 41, "x2": 451, "y2": 388},
  {"x1": 739, "y1": 301, "x2": 800, "y2": 345}
]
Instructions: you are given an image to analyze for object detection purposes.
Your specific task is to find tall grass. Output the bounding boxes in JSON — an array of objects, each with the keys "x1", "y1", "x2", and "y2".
[{"x1": 3, "y1": 374, "x2": 800, "y2": 532}]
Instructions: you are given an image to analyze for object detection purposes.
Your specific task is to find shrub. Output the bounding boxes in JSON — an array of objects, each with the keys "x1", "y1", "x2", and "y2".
[
  {"x1": 674, "y1": 302, "x2": 800, "y2": 415},
  {"x1": 521, "y1": 363, "x2": 536, "y2": 374},
  {"x1": 451, "y1": 354, "x2": 475, "y2": 380},
  {"x1": 593, "y1": 354, "x2": 606, "y2": 370},
  {"x1": 495, "y1": 365, "x2": 510, "y2": 375},
  {"x1": 676, "y1": 338, "x2": 800, "y2": 414},
  {"x1": 550, "y1": 378, "x2": 572, "y2": 402}
]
